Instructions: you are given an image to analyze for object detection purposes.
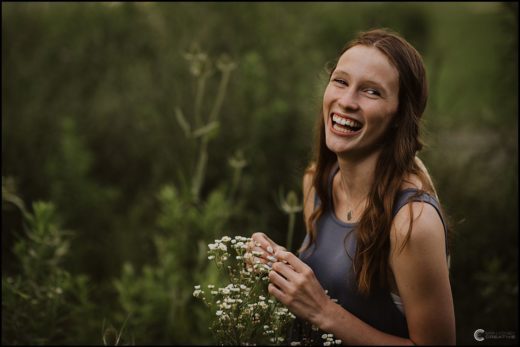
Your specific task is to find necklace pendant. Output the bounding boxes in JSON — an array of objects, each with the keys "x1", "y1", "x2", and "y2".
[{"x1": 347, "y1": 210, "x2": 352, "y2": 221}]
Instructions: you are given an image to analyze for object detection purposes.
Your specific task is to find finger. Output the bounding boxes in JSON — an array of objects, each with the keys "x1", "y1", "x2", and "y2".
[
  {"x1": 244, "y1": 250, "x2": 268, "y2": 269},
  {"x1": 268, "y1": 283, "x2": 288, "y2": 304},
  {"x1": 271, "y1": 260, "x2": 299, "y2": 282},
  {"x1": 273, "y1": 250, "x2": 308, "y2": 274},
  {"x1": 246, "y1": 237, "x2": 269, "y2": 260},
  {"x1": 268, "y1": 268, "x2": 290, "y2": 291},
  {"x1": 275, "y1": 245, "x2": 287, "y2": 253},
  {"x1": 251, "y1": 246, "x2": 276, "y2": 264},
  {"x1": 251, "y1": 232, "x2": 277, "y2": 255}
]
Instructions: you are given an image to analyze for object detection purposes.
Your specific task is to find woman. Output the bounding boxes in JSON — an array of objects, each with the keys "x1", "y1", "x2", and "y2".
[{"x1": 249, "y1": 28, "x2": 455, "y2": 345}]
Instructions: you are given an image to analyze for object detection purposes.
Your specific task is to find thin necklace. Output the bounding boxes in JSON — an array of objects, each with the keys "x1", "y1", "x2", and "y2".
[{"x1": 340, "y1": 178, "x2": 368, "y2": 221}]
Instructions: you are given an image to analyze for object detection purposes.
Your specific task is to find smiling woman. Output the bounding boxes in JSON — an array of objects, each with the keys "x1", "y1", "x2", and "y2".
[{"x1": 248, "y1": 28, "x2": 456, "y2": 345}]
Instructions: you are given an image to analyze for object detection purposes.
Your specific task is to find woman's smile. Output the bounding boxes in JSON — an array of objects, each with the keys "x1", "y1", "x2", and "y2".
[{"x1": 329, "y1": 112, "x2": 364, "y2": 136}]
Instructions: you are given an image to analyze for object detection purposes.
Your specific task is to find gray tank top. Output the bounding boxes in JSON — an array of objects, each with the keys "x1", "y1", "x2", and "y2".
[{"x1": 291, "y1": 163, "x2": 448, "y2": 340}]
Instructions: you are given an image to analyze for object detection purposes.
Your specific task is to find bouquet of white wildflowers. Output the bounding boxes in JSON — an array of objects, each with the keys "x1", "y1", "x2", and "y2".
[{"x1": 193, "y1": 235, "x2": 295, "y2": 345}]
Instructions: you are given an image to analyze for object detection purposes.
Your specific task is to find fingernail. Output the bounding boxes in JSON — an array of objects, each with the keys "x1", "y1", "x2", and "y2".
[
  {"x1": 267, "y1": 262, "x2": 273, "y2": 267},
  {"x1": 267, "y1": 255, "x2": 277, "y2": 262},
  {"x1": 267, "y1": 246, "x2": 274, "y2": 254}
]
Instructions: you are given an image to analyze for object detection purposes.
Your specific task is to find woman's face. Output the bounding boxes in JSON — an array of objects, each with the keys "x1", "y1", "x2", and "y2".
[{"x1": 323, "y1": 44, "x2": 399, "y2": 158}]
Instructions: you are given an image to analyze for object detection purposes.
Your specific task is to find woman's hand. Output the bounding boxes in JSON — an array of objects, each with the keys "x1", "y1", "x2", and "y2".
[
  {"x1": 246, "y1": 232, "x2": 286, "y2": 269},
  {"x1": 267, "y1": 250, "x2": 331, "y2": 326}
]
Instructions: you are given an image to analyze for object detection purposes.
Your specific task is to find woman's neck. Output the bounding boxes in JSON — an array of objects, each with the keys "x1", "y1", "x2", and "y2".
[{"x1": 336, "y1": 151, "x2": 379, "y2": 202}]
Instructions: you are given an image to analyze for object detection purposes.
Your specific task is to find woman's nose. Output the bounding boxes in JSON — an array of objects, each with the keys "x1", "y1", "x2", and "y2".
[{"x1": 338, "y1": 88, "x2": 360, "y2": 112}]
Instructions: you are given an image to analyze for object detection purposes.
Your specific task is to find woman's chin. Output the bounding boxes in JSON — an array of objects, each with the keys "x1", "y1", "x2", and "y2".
[{"x1": 325, "y1": 140, "x2": 351, "y2": 155}]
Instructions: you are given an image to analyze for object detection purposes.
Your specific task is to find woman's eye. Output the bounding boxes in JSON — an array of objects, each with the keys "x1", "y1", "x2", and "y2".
[
  {"x1": 365, "y1": 88, "x2": 381, "y2": 96},
  {"x1": 332, "y1": 78, "x2": 347, "y2": 86}
]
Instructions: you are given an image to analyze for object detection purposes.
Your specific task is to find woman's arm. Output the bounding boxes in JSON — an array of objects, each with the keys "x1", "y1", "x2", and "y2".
[
  {"x1": 268, "y1": 201, "x2": 455, "y2": 345},
  {"x1": 302, "y1": 164, "x2": 316, "y2": 230},
  {"x1": 390, "y1": 201, "x2": 456, "y2": 345}
]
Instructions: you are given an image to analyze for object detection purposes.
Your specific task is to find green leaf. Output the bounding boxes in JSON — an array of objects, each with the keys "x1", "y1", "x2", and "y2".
[
  {"x1": 175, "y1": 107, "x2": 192, "y2": 137},
  {"x1": 192, "y1": 121, "x2": 220, "y2": 139}
]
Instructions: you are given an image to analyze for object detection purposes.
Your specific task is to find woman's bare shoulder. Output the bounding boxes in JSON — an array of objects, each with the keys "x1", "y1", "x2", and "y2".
[
  {"x1": 303, "y1": 164, "x2": 315, "y2": 191},
  {"x1": 302, "y1": 163, "x2": 316, "y2": 224},
  {"x1": 400, "y1": 172, "x2": 423, "y2": 191}
]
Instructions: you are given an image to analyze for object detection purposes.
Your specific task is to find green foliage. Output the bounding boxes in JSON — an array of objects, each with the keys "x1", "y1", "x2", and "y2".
[
  {"x1": 1, "y1": 200, "x2": 95, "y2": 345},
  {"x1": 112, "y1": 185, "x2": 233, "y2": 344}
]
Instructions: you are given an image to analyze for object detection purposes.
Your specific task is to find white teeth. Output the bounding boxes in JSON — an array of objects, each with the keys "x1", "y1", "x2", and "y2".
[
  {"x1": 332, "y1": 114, "x2": 361, "y2": 128},
  {"x1": 333, "y1": 123, "x2": 353, "y2": 133}
]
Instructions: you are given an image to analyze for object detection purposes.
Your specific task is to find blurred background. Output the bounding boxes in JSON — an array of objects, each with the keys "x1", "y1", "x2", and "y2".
[{"x1": 2, "y1": 2, "x2": 517, "y2": 345}]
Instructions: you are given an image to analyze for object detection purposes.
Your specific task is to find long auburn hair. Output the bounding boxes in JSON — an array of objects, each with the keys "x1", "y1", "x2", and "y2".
[{"x1": 300, "y1": 28, "x2": 446, "y2": 295}]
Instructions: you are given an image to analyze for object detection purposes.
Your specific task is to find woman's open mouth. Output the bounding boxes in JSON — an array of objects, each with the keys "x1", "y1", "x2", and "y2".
[{"x1": 330, "y1": 113, "x2": 363, "y2": 135}]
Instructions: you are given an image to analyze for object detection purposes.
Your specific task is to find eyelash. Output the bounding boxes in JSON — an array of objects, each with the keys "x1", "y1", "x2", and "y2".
[
  {"x1": 365, "y1": 88, "x2": 381, "y2": 96},
  {"x1": 332, "y1": 78, "x2": 381, "y2": 97}
]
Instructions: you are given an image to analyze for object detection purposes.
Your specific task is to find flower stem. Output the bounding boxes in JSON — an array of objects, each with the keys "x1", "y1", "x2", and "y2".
[{"x1": 286, "y1": 212, "x2": 296, "y2": 252}]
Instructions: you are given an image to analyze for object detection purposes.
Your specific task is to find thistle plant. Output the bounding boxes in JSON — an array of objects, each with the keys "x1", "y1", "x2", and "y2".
[
  {"x1": 193, "y1": 236, "x2": 295, "y2": 345},
  {"x1": 228, "y1": 149, "x2": 247, "y2": 202},
  {"x1": 277, "y1": 189, "x2": 303, "y2": 252},
  {"x1": 177, "y1": 44, "x2": 237, "y2": 202}
]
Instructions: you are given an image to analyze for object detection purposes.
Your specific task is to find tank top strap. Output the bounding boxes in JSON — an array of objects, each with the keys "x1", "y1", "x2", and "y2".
[{"x1": 312, "y1": 165, "x2": 448, "y2": 255}]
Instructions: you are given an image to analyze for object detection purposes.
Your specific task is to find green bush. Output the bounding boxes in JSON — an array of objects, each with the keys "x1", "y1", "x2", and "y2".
[{"x1": 1, "y1": 198, "x2": 95, "y2": 344}]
